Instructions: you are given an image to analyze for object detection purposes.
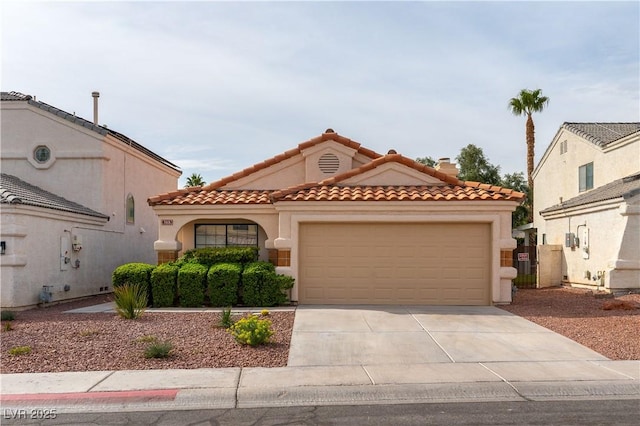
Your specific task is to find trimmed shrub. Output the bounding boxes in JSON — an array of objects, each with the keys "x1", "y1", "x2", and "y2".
[
  {"x1": 181, "y1": 247, "x2": 259, "y2": 266},
  {"x1": 112, "y1": 263, "x2": 155, "y2": 305},
  {"x1": 151, "y1": 263, "x2": 179, "y2": 307},
  {"x1": 241, "y1": 262, "x2": 293, "y2": 307},
  {"x1": 229, "y1": 314, "x2": 273, "y2": 346},
  {"x1": 207, "y1": 263, "x2": 242, "y2": 307},
  {"x1": 177, "y1": 263, "x2": 208, "y2": 307}
]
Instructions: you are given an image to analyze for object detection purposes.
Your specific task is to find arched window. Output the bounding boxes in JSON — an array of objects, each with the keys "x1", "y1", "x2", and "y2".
[{"x1": 126, "y1": 194, "x2": 135, "y2": 224}]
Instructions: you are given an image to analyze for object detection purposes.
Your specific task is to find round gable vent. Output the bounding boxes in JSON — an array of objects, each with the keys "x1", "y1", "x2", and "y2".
[{"x1": 318, "y1": 152, "x2": 340, "y2": 174}]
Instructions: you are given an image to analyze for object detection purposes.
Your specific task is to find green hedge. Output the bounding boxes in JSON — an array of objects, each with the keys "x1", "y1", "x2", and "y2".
[
  {"x1": 207, "y1": 263, "x2": 242, "y2": 307},
  {"x1": 112, "y1": 263, "x2": 155, "y2": 305},
  {"x1": 181, "y1": 247, "x2": 259, "y2": 266},
  {"x1": 177, "y1": 263, "x2": 208, "y2": 307},
  {"x1": 151, "y1": 263, "x2": 179, "y2": 307},
  {"x1": 241, "y1": 261, "x2": 293, "y2": 307}
]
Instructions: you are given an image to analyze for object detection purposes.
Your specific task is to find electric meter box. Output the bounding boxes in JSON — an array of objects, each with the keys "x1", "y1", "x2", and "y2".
[{"x1": 565, "y1": 233, "x2": 575, "y2": 248}]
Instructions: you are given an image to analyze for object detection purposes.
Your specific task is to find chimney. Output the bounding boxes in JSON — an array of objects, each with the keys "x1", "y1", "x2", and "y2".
[
  {"x1": 435, "y1": 157, "x2": 459, "y2": 178},
  {"x1": 91, "y1": 91, "x2": 100, "y2": 125}
]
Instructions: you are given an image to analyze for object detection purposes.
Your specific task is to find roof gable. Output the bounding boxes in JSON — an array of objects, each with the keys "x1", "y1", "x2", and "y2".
[
  {"x1": 320, "y1": 154, "x2": 461, "y2": 187},
  {"x1": 534, "y1": 122, "x2": 639, "y2": 179},
  {"x1": 202, "y1": 130, "x2": 382, "y2": 191},
  {"x1": 149, "y1": 133, "x2": 525, "y2": 206},
  {"x1": 1, "y1": 91, "x2": 180, "y2": 173}
]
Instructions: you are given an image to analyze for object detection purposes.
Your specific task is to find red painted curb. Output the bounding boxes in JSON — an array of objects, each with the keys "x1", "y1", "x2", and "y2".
[{"x1": 0, "y1": 389, "x2": 179, "y2": 403}]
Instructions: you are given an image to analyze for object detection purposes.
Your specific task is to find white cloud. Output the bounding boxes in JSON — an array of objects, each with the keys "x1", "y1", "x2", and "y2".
[{"x1": 2, "y1": 1, "x2": 638, "y2": 185}]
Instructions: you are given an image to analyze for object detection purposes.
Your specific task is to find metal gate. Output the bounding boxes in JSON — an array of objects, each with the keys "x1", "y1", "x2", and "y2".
[{"x1": 512, "y1": 245, "x2": 537, "y2": 288}]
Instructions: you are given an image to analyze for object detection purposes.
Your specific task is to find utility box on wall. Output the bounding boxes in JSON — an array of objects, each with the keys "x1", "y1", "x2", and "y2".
[{"x1": 565, "y1": 233, "x2": 575, "y2": 248}]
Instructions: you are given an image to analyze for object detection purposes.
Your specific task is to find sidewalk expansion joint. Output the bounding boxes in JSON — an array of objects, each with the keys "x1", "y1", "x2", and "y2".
[
  {"x1": 361, "y1": 365, "x2": 375, "y2": 385},
  {"x1": 87, "y1": 371, "x2": 115, "y2": 392},
  {"x1": 479, "y1": 362, "x2": 533, "y2": 402},
  {"x1": 589, "y1": 360, "x2": 637, "y2": 380},
  {"x1": 411, "y1": 313, "x2": 455, "y2": 362},
  {"x1": 235, "y1": 368, "x2": 243, "y2": 408}
]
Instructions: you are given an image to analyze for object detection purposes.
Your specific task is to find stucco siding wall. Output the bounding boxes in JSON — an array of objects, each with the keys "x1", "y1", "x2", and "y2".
[
  {"x1": 541, "y1": 205, "x2": 626, "y2": 288},
  {"x1": 0, "y1": 208, "x2": 113, "y2": 308},
  {"x1": 533, "y1": 130, "x2": 639, "y2": 235},
  {"x1": 1, "y1": 101, "x2": 181, "y2": 307},
  {"x1": 0, "y1": 105, "x2": 107, "y2": 211},
  {"x1": 102, "y1": 139, "x2": 179, "y2": 264}
]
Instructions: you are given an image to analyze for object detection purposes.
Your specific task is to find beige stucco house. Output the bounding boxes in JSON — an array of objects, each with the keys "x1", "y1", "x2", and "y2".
[
  {"x1": 533, "y1": 122, "x2": 640, "y2": 291},
  {"x1": 149, "y1": 130, "x2": 524, "y2": 305},
  {"x1": 1, "y1": 91, "x2": 181, "y2": 308}
]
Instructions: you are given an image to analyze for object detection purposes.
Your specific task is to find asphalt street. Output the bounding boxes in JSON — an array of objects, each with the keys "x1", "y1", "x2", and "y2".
[{"x1": 2, "y1": 400, "x2": 639, "y2": 426}]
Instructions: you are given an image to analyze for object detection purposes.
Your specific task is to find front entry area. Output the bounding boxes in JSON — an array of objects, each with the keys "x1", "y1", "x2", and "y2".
[{"x1": 298, "y1": 222, "x2": 491, "y2": 305}]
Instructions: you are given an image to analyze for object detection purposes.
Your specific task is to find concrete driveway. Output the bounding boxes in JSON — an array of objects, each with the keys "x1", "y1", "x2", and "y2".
[{"x1": 287, "y1": 306, "x2": 608, "y2": 366}]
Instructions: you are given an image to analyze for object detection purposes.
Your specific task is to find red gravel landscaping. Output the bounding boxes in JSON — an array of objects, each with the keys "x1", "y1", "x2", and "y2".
[{"x1": 1, "y1": 286, "x2": 638, "y2": 374}]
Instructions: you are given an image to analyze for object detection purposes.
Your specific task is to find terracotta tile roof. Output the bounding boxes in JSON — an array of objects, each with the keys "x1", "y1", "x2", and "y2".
[
  {"x1": 149, "y1": 182, "x2": 524, "y2": 206},
  {"x1": 148, "y1": 133, "x2": 525, "y2": 206},
  {"x1": 272, "y1": 184, "x2": 524, "y2": 202},
  {"x1": 202, "y1": 130, "x2": 382, "y2": 190},
  {"x1": 148, "y1": 188, "x2": 273, "y2": 205}
]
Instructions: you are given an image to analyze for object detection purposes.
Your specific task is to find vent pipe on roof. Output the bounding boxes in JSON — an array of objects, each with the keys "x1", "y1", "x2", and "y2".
[{"x1": 92, "y1": 91, "x2": 100, "y2": 125}]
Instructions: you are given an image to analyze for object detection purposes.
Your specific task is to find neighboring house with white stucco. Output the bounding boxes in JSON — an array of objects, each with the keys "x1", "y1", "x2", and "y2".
[
  {"x1": 0, "y1": 91, "x2": 181, "y2": 308},
  {"x1": 533, "y1": 122, "x2": 640, "y2": 291},
  {"x1": 149, "y1": 129, "x2": 524, "y2": 306}
]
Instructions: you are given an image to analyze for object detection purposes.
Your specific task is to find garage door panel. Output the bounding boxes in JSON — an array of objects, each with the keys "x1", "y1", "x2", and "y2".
[
  {"x1": 306, "y1": 267, "x2": 324, "y2": 278},
  {"x1": 299, "y1": 223, "x2": 491, "y2": 305}
]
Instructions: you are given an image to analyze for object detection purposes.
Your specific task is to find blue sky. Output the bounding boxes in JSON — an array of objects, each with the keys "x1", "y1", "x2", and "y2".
[{"x1": 2, "y1": 1, "x2": 638, "y2": 187}]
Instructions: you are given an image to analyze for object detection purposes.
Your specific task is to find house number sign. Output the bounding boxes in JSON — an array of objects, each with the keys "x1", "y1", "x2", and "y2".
[{"x1": 161, "y1": 219, "x2": 174, "y2": 226}]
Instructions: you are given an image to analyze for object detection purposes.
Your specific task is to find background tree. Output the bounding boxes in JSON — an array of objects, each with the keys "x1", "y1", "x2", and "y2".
[
  {"x1": 415, "y1": 156, "x2": 437, "y2": 167},
  {"x1": 185, "y1": 173, "x2": 206, "y2": 188},
  {"x1": 508, "y1": 88, "x2": 550, "y2": 194},
  {"x1": 456, "y1": 144, "x2": 501, "y2": 185},
  {"x1": 501, "y1": 171, "x2": 530, "y2": 228},
  {"x1": 419, "y1": 146, "x2": 530, "y2": 227}
]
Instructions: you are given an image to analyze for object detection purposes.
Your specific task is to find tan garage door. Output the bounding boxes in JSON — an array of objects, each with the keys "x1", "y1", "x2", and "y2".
[{"x1": 299, "y1": 222, "x2": 491, "y2": 305}]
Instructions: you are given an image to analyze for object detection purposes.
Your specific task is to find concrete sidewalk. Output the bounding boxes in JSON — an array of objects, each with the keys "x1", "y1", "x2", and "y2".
[{"x1": 1, "y1": 360, "x2": 638, "y2": 413}]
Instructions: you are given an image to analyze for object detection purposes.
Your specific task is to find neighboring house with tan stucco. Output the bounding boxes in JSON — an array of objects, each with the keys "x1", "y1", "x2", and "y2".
[
  {"x1": 533, "y1": 122, "x2": 640, "y2": 291},
  {"x1": 149, "y1": 129, "x2": 524, "y2": 306},
  {"x1": 0, "y1": 91, "x2": 181, "y2": 308}
]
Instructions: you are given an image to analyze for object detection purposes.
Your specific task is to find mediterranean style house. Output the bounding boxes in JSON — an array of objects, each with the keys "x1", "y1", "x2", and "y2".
[
  {"x1": 1, "y1": 91, "x2": 181, "y2": 308},
  {"x1": 149, "y1": 129, "x2": 525, "y2": 305},
  {"x1": 533, "y1": 122, "x2": 640, "y2": 291}
]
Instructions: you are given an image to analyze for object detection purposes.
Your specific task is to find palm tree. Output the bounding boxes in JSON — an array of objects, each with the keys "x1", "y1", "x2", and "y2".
[
  {"x1": 509, "y1": 88, "x2": 550, "y2": 192},
  {"x1": 185, "y1": 173, "x2": 206, "y2": 188}
]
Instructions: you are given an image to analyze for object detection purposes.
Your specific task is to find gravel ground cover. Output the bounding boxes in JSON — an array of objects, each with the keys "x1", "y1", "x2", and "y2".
[
  {"x1": 499, "y1": 286, "x2": 640, "y2": 360},
  {"x1": 1, "y1": 286, "x2": 638, "y2": 374},
  {"x1": 0, "y1": 295, "x2": 294, "y2": 373}
]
